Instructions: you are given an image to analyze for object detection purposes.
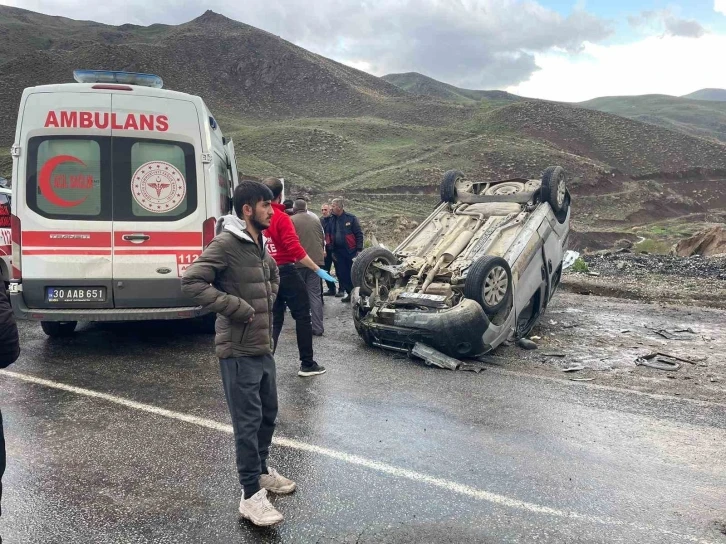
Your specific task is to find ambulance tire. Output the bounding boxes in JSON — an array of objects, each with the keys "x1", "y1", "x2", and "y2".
[{"x1": 40, "y1": 321, "x2": 77, "y2": 338}]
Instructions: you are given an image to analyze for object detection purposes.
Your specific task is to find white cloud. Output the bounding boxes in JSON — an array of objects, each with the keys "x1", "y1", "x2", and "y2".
[
  {"x1": 2, "y1": 0, "x2": 612, "y2": 89},
  {"x1": 506, "y1": 33, "x2": 726, "y2": 102},
  {"x1": 716, "y1": 0, "x2": 726, "y2": 16}
]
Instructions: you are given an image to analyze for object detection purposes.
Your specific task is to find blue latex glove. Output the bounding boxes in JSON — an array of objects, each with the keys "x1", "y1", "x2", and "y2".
[{"x1": 316, "y1": 269, "x2": 337, "y2": 283}]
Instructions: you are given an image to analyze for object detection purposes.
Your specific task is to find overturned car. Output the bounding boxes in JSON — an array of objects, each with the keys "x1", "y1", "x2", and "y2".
[{"x1": 351, "y1": 166, "x2": 571, "y2": 358}]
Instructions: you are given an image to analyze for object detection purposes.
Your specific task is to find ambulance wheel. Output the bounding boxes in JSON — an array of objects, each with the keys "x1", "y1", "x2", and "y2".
[{"x1": 41, "y1": 321, "x2": 77, "y2": 337}]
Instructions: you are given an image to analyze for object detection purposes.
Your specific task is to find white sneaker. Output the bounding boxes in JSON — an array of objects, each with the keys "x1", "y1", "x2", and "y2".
[
  {"x1": 238, "y1": 489, "x2": 284, "y2": 526},
  {"x1": 260, "y1": 467, "x2": 297, "y2": 494}
]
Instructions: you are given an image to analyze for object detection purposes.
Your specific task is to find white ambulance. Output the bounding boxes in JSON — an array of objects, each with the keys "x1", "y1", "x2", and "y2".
[{"x1": 9, "y1": 70, "x2": 240, "y2": 336}]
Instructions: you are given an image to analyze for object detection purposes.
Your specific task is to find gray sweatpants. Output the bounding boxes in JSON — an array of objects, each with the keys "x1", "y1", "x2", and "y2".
[
  {"x1": 219, "y1": 354, "x2": 277, "y2": 496},
  {"x1": 298, "y1": 267, "x2": 324, "y2": 335}
]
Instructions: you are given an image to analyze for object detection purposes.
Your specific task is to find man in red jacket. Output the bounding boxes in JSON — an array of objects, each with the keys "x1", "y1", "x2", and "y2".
[{"x1": 262, "y1": 178, "x2": 335, "y2": 377}]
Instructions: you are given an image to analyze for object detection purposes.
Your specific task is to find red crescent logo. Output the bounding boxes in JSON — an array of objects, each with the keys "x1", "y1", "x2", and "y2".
[{"x1": 39, "y1": 155, "x2": 90, "y2": 208}]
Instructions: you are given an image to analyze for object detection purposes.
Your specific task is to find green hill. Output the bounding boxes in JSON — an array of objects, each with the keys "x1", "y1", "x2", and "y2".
[
  {"x1": 1, "y1": 6, "x2": 725, "y2": 250},
  {"x1": 579, "y1": 94, "x2": 726, "y2": 143},
  {"x1": 382, "y1": 72, "x2": 521, "y2": 105},
  {"x1": 682, "y1": 89, "x2": 726, "y2": 102}
]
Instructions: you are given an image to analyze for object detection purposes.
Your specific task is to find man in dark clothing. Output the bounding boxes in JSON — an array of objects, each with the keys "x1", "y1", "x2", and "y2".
[
  {"x1": 182, "y1": 181, "x2": 293, "y2": 527},
  {"x1": 262, "y1": 178, "x2": 335, "y2": 377},
  {"x1": 325, "y1": 198, "x2": 364, "y2": 303},
  {"x1": 320, "y1": 203, "x2": 336, "y2": 296},
  {"x1": 291, "y1": 199, "x2": 326, "y2": 336},
  {"x1": 0, "y1": 280, "x2": 20, "y2": 531}
]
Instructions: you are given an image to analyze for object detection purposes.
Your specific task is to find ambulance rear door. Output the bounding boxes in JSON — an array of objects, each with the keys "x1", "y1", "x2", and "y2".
[
  {"x1": 110, "y1": 94, "x2": 206, "y2": 308},
  {"x1": 17, "y1": 91, "x2": 114, "y2": 310}
]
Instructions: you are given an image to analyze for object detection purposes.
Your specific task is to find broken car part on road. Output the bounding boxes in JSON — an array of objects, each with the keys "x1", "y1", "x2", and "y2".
[{"x1": 352, "y1": 167, "x2": 571, "y2": 361}]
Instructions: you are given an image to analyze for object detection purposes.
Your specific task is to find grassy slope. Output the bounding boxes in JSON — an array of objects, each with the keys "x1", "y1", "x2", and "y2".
[
  {"x1": 579, "y1": 94, "x2": 726, "y2": 143},
  {"x1": 1, "y1": 8, "x2": 725, "y2": 252},
  {"x1": 682, "y1": 89, "x2": 726, "y2": 102},
  {"x1": 382, "y1": 72, "x2": 521, "y2": 104}
]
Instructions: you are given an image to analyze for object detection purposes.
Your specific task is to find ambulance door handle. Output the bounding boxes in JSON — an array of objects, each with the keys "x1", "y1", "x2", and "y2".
[{"x1": 122, "y1": 233, "x2": 150, "y2": 243}]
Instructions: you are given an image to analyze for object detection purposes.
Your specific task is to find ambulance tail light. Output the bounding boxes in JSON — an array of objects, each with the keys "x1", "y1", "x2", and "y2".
[
  {"x1": 73, "y1": 70, "x2": 164, "y2": 89},
  {"x1": 203, "y1": 217, "x2": 216, "y2": 248},
  {"x1": 10, "y1": 213, "x2": 21, "y2": 280}
]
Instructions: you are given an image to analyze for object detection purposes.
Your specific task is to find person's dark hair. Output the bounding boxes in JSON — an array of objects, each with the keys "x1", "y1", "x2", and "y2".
[
  {"x1": 233, "y1": 180, "x2": 273, "y2": 218},
  {"x1": 263, "y1": 176, "x2": 284, "y2": 199},
  {"x1": 283, "y1": 199, "x2": 294, "y2": 210}
]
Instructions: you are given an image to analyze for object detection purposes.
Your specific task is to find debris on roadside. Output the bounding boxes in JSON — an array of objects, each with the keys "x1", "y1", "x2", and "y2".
[
  {"x1": 634, "y1": 351, "x2": 703, "y2": 372},
  {"x1": 562, "y1": 365, "x2": 585, "y2": 372},
  {"x1": 517, "y1": 338, "x2": 538, "y2": 350},
  {"x1": 412, "y1": 343, "x2": 461, "y2": 371},
  {"x1": 541, "y1": 352, "x2": 566, "y2": 358},
  {"x1": 562, "y1": 250, "x2": 580, "y2": 270},
  {"x1": 636, "y1": 358, "x2": 681, "y2": 371},
  {"x1": 570, "y1": 377, "x2": 595, "y2": 382},
  {"x1": 458, "y1": 362, "x2": 487, "y2": 374},
  {"x1": 476, "y1": 354, "x2": 508, "y2": 366}
]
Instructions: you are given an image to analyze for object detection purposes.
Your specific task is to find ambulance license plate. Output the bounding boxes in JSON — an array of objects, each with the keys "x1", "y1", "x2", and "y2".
[{"x1": 46, "y1": 287, "x2": 106, "y2": 303}]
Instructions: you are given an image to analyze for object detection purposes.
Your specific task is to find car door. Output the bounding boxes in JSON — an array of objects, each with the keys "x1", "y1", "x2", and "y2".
[
  {"x1": 18, "y1": 92, "x2": 114, "y2": 309},
  {"x1": 110, "y1": 94, "x2": 205, "y2": 308}
]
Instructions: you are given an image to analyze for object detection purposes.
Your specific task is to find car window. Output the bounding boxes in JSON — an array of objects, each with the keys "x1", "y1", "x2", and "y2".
[
  {"x1": 27, "y1": 137, "x2": 109, "y2": 220},
  {"x1": 111, "y1": 137, "x2": 197, "y2": 222}
]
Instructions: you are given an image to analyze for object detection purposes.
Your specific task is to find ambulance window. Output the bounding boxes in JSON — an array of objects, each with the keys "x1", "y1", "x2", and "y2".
[
  {"x1": 215, "y1": 155, "x2": 232, "y2": 216},
  {"x1": 112, "y1": 138, "x2": 197, "y2": 222},
  {"x1": 26, "y1": 137, "x2": 110, "y2": 220}
]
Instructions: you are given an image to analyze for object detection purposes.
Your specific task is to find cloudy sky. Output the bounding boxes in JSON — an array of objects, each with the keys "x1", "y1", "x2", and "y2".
[{"x1": 3, "y1": 0, "x2": 726, "y2": 101}]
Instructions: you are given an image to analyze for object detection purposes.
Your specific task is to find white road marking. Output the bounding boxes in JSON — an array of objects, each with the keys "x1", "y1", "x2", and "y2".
[{"x1": 0, "y1": 369, "x2": 718, "y2": 543}]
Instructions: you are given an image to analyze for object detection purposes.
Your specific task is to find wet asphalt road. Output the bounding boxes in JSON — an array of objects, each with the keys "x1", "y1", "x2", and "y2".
[{"x1": 1, "y1": 296, "x2": 725, "y2": 543}]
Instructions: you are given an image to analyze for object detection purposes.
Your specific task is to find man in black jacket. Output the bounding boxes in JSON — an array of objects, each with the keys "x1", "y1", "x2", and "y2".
[
  {"x1": 0, "y1": 280, "x2": 20, "y2": 529},
  {"x1": 319, "y1": 203, "x2": 336, "y2": 296},
  {"x1": 325, "y1": 198, "x2": 364, "y2": 303}
]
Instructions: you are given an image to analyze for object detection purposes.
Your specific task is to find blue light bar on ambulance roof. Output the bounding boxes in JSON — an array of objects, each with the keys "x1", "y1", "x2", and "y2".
[{"x1": 73, "y1": 70, "x2": 164, "y2": 89}]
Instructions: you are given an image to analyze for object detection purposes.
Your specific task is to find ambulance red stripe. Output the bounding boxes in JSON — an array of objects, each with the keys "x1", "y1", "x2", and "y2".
[
  {"x1": 114, "y1": 232, "x2": 202, "y2": 246},
  {"x1": 22, "y1": 231, "x2": 202, "y2": 247},
  {"x1": 23, "y1": 231, "x2": 112, "y2": 247},
  {"x1": 22, "y1": 249, "x2": 111, "y2": 255},
  {"x1": 113, "y1": 249, "x2": 198, "y2": 255}
]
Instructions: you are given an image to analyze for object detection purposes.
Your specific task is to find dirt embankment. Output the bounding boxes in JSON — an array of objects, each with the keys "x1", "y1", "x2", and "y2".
[{"x1": 561, "y1": 252, "x2": 726, "y2": 308}]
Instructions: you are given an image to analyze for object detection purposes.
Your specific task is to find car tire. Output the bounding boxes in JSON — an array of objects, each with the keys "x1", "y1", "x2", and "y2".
[
  {"x1": 40, "y1": 321, "x2": 77, "y2": 337},
  {"x1": 352, "y1": 247, "x2": 397, "y2": 297},
  {"x1": 464, "y1": 256, "x2": 512, "y2": 315},
  {"x1": 439, "y1": 169, "x2": 465, "y2": 204},
  {"x1": 541, "y1": 166, "x2": 568, "y2": 213}
]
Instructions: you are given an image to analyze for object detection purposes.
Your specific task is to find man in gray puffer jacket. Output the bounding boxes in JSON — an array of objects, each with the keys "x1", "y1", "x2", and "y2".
[{"x1": 182, "y1": 181, "x2": 293, "y2": 527}]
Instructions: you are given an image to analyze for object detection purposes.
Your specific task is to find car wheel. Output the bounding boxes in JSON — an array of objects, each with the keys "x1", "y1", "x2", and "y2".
[
  {"x1": 439, "y1": 169, "x2": 465, "y2": 204},
  {"x1": 464, "y1": 256, "x2": 512, "y2": 315},
  {"x1": 541, "y1": 166, "x2": 568, "y2": 213},
  {"x1": 40, "y1": 321, "x2": 77, "y2": 337},
  {"x1": 352, "y1": 247, "x2": 397, "y2": 297}
]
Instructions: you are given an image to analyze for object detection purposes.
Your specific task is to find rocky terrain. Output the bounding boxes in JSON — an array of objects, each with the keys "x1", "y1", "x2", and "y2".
[
  {"x1": 1, "y1": 6, "x2": 725, "y2": 252},
  {"x1": 562, "y1": 251, "x2": 726, "y2": 308}
]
